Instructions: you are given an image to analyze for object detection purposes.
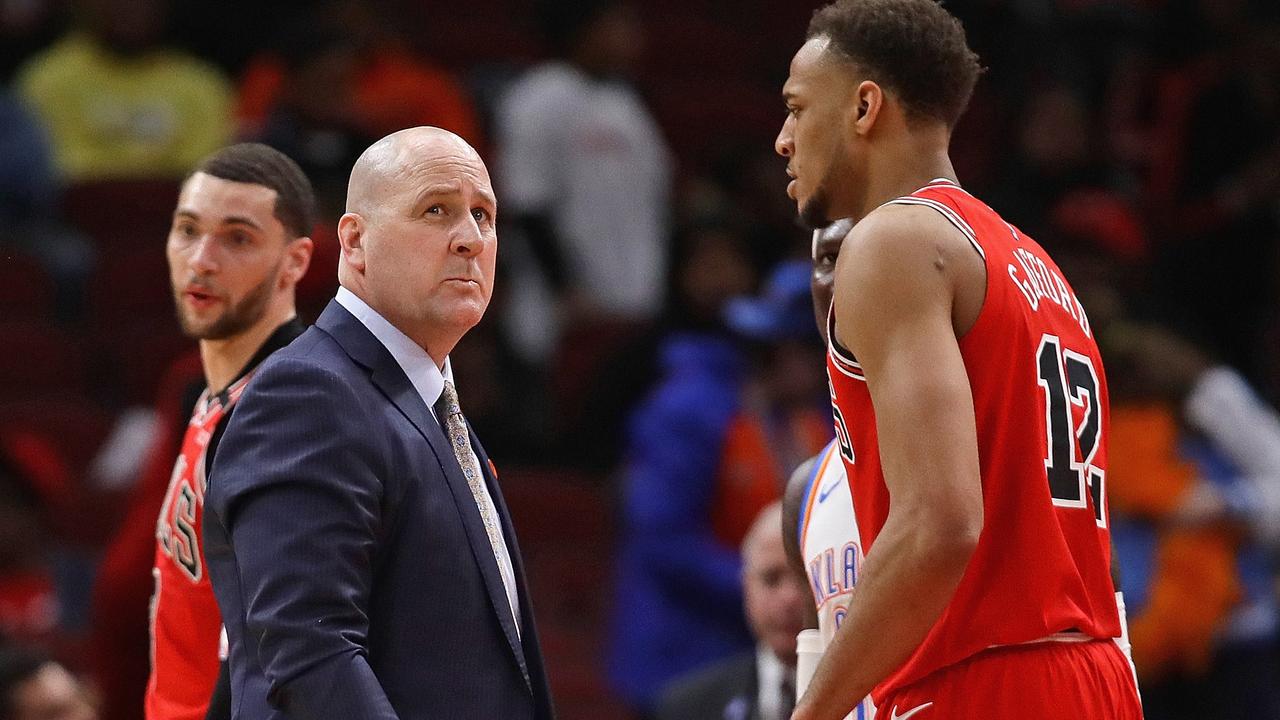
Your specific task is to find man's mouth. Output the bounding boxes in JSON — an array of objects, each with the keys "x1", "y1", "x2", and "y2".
[{"x1": 183, "y1": 287, "x2": 221, "y2": 307}]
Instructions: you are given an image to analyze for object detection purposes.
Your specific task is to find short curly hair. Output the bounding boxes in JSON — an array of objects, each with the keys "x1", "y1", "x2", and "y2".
[
  {"x1": 190, "y1": 143, "x2": 317, "y2": 239},
  {"x1": 808, "y1": 0, "x2": 982, "y2": 128}
]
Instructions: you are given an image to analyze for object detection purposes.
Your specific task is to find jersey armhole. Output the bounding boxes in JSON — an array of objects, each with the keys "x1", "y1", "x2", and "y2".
[
  {"x1": 882, "y1": 195, "x2": 989, "y2": 340},
  {"x1": 883, "y1": 196, "x2": 986, "y2": 261},
  {"x1": 826, "y1": 305, "x2": 866, "y2": 380},
  {"x1": 797, "y1": 442, "x2": 838, "y2": 546}
]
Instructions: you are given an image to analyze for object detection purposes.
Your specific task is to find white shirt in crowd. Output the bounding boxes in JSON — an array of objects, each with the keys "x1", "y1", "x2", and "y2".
[{"x1": 496, "y1": 61, "x2": 672, "y2": 359}]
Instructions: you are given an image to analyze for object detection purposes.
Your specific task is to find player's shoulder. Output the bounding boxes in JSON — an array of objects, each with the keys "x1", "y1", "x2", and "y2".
[{"x1": 848, "y1": 199, "x2": 976, "y2": 262}]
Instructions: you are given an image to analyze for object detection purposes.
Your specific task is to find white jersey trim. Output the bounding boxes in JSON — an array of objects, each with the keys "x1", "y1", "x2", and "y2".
[{"x1": 884, "y1": 196, "x2": 986, "y2": 260}]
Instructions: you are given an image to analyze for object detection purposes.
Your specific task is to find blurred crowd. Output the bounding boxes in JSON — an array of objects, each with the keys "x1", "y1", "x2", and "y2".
[{"x1": 0, "y1": 0, "x2": 1277, "y2": 718}]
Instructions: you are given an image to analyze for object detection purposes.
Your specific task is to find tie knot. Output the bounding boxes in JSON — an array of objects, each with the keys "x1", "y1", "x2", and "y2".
[{"x1": 435, "y1": 380, "x2": 463, "y2": 420}]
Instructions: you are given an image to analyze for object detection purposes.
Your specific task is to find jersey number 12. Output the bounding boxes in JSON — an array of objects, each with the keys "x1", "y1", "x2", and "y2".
[{"x1": 1036, "y1": 334, "x2": 1105, "y2": 527}]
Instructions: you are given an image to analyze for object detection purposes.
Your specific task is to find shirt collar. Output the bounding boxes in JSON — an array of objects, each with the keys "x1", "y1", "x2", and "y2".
[
  {"x1": 755, "y1": 644, "x2": 794, "y2": 720},
  {"x1": 335, "y1": 286, "x2": 454, "y2": 415}
]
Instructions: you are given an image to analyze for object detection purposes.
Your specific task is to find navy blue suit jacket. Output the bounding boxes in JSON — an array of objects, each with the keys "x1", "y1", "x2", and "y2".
[{"x1": 204, "y1": 301, "x2": 554, "y2": 720}]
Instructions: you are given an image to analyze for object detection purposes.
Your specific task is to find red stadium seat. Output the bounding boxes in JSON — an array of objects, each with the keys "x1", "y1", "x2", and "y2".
[
  {"x1": 87, "y1": 246, "x2": 174, "y2": 327},
  {"x1": 0, "y1": 252, "x2": 57, "y2": 321},
  {"x1": 0, "y1": 395, "x2": 112, "y2": 478},
  {"x1": 91, "y1": 318, "x2": 193, "y2": 407},
  {"x1": 62, "y1": 179, "x2": 180, "y2": 250},
  {"x1": 646, "y1": 79, "x2": 783, "y2": 171},
  {"x1": 642, "y1": 14, "x2": 765, "y2": 82},
  {"x1": 0, "y1": 322, "x2": 88, "y2": 399},
  {"x1": 0, "y1": 395, "x2": 116, "y2": 545}
]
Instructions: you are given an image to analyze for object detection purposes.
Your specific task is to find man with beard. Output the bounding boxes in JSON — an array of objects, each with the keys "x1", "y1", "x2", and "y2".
[
  {"x1": 146, "y1": 143, "x2": 315, "y2": 720},
  {"x1": 775, "y1": 1, "x2": 1142, "y2": 719}
]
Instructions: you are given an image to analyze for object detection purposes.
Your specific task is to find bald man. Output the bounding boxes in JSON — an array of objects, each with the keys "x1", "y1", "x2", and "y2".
[
  {"x1": 658, "y1": 503, "x2": 810, "y2": 720},
  {"x1": 204, "y1": 127, "x2": 555, "y2": 720}
]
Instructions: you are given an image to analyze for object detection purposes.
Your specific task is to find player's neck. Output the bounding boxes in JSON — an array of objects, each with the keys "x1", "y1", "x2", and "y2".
[
  {"x1": 859, "y1": 137, "x2": 956, "y2": 220},
  {"x1": 199, "y1": 305, "x2": 295, "y2": 394}
]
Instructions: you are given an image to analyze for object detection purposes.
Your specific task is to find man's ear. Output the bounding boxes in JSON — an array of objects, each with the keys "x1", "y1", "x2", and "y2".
[
  {"x1": 337, "y1": 213, "x2": 366, "y2": 273},
  {"x1": 849, "y1": 80, "x2": 884, "y2": 137},
  {"x1": 281, "y1": 235, "x2": 314, "y2": 286}
]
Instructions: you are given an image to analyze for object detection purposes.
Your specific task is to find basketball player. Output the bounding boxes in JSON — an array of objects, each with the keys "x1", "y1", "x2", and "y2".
[
  {"x1": 147, "y1": 144, "x2": 315, "y2": 720},
  {"x1": 774, "y1": 2, "x2": 1143, "y2": 719},
  {"x1": 781, "y1": 219, "x2": 875, "y2": 720}
]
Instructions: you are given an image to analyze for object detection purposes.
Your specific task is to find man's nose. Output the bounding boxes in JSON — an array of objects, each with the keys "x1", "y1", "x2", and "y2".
[
  {"x1": 452, "y1": 215, "x2": 487, "y2": 257},
  {"x1": 188, "y1": 235, "x2": 219, "y2": 274},
  {"x1": 775, "y1": 116, "x2": 795, "y2": 158}
]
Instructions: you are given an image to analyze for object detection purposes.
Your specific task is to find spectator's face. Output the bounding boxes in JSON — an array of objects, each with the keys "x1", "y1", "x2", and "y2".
[
  {"x1": 777, "y1": 37, "x2": 861, "y2": 229},
  {"x1": 10, "y1": 663, "x2": 96, "y2": 720},
  {"x1": 167, "y1": 174, "x2": 309, "y2": 341},
  {"x1": 810, "y1": 219, "x2": 851, "y2": 338},
  {"x1": 343, "y1": 135, "x2": 497, "y2": 353},
  {"x1": 743, "y1": 520, "x2": 809, "y2": 665},
  {"x1": 580, "y1": 3, "x2": 644, "y2": 76}
]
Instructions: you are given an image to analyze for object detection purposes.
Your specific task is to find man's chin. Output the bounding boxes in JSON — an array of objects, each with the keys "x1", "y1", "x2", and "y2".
[{"x1": 798, "y1": 201, "x2": 832, "y2": 230}]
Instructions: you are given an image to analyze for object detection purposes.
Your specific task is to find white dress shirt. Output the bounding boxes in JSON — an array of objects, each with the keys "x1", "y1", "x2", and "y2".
[
  {"x1": 335, "y1": 286, "x2": 521, "y2": 631},
  {"x1": 756, "y1": 645, "x2": 795, "y2": 720}
]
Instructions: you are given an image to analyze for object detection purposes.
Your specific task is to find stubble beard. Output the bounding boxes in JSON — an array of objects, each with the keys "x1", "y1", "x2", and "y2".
[
  {"x1": 175, "y1": 265, "x2": 280, "y2": 341},
  {"x1": 799, "y1": 185, "x2": 834, "y2": 230}
]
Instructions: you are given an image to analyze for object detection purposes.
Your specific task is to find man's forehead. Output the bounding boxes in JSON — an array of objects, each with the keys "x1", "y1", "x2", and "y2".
[
  {"x1": 412, "y1": 157, "x2": 494, "y2": 196},
  {"x1": 179, "y1": 173, "x2": 278, "y2": 216},
  {"x1": 791, "y1": 36, "x2": 835, "y2": 76}
]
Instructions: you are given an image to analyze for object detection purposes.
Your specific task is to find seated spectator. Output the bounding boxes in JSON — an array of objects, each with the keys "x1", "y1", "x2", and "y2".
[
  {"x1": 15, "y1": 0, "x2": 232, "y2": 180},
  {"x1": 984, "y1": 82, "x2": 1111, "y2": 242},
  {"x1": 657, "y1": 503, "x2": 809, "y2": 720},
  {"x1": 608, "y1": 260, "x2": 830, "y2": 714},
  {"x1": 239, "y1": 6, "x2": 479, "y2": 222},
  {"x1": 236, "y1": 0, "x2": 480, "y2": 145},
  {"x1": 0, "y1": 647, "x2": 96, "y2": 720}
]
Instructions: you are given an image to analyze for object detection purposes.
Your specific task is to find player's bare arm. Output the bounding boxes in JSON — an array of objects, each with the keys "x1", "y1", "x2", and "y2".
[
  {"x1": 783, "y1": 455, "x2": 820, "y2": 630},
  {"x1": 792, "y1": 204, "x2": 986, "y2": 720}
]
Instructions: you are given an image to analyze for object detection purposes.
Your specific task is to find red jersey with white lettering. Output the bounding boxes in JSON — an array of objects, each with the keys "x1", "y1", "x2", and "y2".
[
  {"x1": 826, "y1": 179, "x2": 1121, "y2": 705},
  {"x1": 146, "y1": 373, "x2": 252, "y2": 720}
]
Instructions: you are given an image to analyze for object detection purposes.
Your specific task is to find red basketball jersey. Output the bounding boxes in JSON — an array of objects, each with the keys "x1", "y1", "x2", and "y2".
[
  {"x1": 826, "y1": 179, "x2": 1121, "y2": 704},
  {"x1": 145, "y1": 374, "x2": 252, "y2": 720}
]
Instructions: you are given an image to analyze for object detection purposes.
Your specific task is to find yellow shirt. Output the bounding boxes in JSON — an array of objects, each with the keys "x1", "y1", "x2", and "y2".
[{"x1": 17, "y1": 34, "x2": 232, "y2": 180}]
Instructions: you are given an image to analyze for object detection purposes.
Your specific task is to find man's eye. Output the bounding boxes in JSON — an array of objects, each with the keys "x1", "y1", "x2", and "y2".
[
  {"x1": 472, "y1": 208, "x2": 490, "y2": 222},
  {"x1": 426, "y1": 205, "x2": 443, "y2": 215}
]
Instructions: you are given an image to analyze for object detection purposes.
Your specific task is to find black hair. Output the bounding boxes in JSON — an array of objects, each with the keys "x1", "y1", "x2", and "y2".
[
  {"x1": 808, "y1": 0, "x2": 982, "y2": 128},
  {"x1": 190, "y1": 143, "x2": 318, "y2": 239}
]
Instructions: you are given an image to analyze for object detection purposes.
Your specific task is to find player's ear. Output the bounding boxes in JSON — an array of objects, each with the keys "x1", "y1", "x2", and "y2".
[
  {"x1": 282, "y1": 235, "x2": 313, "y2": 286},
  {"x1": 850, "y1": 80, "x2": 883, "y2": 136},
  {"x1": 337, "y1": 213, "x2": 367, "y2": 273}
]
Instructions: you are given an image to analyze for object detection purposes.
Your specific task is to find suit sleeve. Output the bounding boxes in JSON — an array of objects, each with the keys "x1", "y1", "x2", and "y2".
[{"x1": 208, "y1": 358, "x2": 397, "y2": 720}]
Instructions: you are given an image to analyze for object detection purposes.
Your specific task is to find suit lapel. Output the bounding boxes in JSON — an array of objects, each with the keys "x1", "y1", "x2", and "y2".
[
  {"x1": 469, "y1": 429, "x2": 542, "y2": 691},
  {"x1": 316, "y1": 301, "x2": 530, "y2": 686}
]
